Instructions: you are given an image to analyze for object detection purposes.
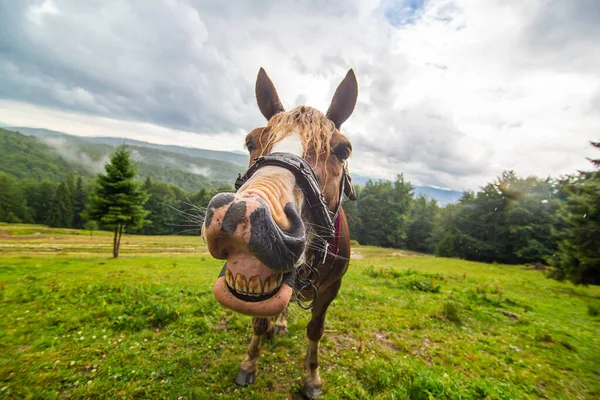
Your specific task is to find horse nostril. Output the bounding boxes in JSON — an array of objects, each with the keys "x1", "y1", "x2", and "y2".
[{"x1": 222, "y1": 201, "x2": 247, "y2": 235}]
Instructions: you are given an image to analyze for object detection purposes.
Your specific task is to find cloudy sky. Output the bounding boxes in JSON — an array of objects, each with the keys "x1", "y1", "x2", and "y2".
[{"x1": 1, "y1": 0, "x2": 598, "y2": 191}]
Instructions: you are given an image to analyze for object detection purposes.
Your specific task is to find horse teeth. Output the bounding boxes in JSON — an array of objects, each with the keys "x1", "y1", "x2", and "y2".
[
  {"x1": 264, "y1": 275, "x2": 276, "y2": 293},
  {"x1": 248, "y1": 276, "x2": 262, "y2": 295},
  {"x1": 262, "y1": 275, "x2": 271, "y2": 293},
  {"x1": 228, "y1": 271, "x2": 281, "y2": 295},
  {"x1": 225, "y1": 269, "x2": 234, "y2": 287},
  {"x1": 235, "y1": 273, "x2": 247, "y2": 293}
]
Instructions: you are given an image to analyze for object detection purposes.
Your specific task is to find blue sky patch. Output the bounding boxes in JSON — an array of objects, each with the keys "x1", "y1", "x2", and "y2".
[{"x1": 382, "y1": 0, "x2": 427, "y2": 27}]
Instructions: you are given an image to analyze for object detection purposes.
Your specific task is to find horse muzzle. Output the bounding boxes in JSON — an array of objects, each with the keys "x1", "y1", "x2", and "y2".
[{"x1": 202, "y1": 193, "x2": 306, "y2": 317}]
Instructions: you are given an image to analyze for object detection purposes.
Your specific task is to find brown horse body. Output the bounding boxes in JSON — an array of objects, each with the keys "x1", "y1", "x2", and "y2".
[{"x1": 202, "y1": 68, "x2": 358, "y2": 398}]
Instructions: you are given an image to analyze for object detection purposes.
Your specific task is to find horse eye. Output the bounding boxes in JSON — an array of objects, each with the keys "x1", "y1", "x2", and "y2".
[
  {"x1": 332, "y1": 143, "x2": 351, "y2": 161},
  {"x1": 246, "y1": 138, "x2": 256, "y2": 153}
]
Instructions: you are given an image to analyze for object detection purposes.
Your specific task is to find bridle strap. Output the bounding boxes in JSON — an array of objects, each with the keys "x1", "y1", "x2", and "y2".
[
  {"x1": 235, "y1": 152, "x2": 348, "y2": 245},
  {"x1": 234, "y1": 152, "x2": 353, "y2": 310}
]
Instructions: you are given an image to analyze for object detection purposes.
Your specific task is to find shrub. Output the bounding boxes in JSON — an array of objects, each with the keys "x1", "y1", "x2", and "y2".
[{"x1": 442, "y1": 300, "x2": 462, "y2": 325}]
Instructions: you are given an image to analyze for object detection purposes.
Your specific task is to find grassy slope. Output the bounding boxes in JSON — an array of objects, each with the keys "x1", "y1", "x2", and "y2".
[{"x1": 0, "y1": 223, "x2": 598, "y2": 399}]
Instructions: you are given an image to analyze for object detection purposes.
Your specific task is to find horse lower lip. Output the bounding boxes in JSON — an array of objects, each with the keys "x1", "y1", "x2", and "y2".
[{"x1": 213, "y1": 276, "x2": 293, "y2": 317}]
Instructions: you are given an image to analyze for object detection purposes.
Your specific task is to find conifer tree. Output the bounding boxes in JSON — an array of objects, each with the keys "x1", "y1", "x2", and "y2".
[
  {"x1": 87, "y1": 145, "x2": 150, "y2": 258},
  {"x1": 47, "y1": 182, "x2": 74, "y2": 228},
  {"x1": 0, "y1": 172, "x2": 30, "y2": 223},
  {"x1": 72, "y1": 176, "x2": 87, "y2": 229},
  {"x1": 549, "y1": 141, "x2": 600, "y2": 284}
]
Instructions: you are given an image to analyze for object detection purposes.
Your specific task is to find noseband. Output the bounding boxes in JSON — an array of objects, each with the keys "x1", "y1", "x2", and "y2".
[{"x1": 234, "y1": 152, "x2": 354, "y2": 309}]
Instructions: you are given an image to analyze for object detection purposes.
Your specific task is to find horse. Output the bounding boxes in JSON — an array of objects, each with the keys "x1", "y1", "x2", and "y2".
[{"x1": 202, "y1": 67, "x2": 358, "y2": 398}]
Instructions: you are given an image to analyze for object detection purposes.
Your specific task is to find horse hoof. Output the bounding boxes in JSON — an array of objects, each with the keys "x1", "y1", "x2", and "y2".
[
  {"x1": 302, "y1": 385, "x2": 322, "y2": 399},
  {"x1": 274, "y1": 324, "x2": 288, "y2": 335},
  {"x1": 235, "y1": 368, "x2": 256, "y2": 386}
]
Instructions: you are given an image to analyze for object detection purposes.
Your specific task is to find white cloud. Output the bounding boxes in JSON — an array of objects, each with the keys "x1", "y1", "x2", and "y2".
[
  {"x1": 1, "y1": 0, "x2": 599, "y2": 191},
  {"x1": 27, "y1": 0, "x2": 59, "y2": 25}
]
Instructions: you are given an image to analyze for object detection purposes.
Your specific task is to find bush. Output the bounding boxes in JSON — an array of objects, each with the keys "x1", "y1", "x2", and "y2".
[
  {"x1": 363, "y1": 267, "x2": 442, "y2": 293},
  {"x1": 442, "y1": 300, "x2": 462, "y2": 325}
]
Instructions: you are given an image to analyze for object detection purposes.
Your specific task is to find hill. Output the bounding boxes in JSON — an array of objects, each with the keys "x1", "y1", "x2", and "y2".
[
  {"x1": 7, "y1": 126, "x2": 464, "y2": 204},
  {"x1": 6, "y1": 128, "x2": 244, "y2": 191},
  {"x1": 0, "y1": 128, "x2": 85, "y2": 181},
  {"x1": 84, "y1": 135, "x2": 250, "y2": 166},
  {"x1": 10, "y1": 127, "x2": 249, "y2": 166}
]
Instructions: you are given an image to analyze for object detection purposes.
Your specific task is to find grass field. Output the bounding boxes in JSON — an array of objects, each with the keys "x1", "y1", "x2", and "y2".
[{"x1": 1, "y1": 223, "x2": 599, "y2": 399}]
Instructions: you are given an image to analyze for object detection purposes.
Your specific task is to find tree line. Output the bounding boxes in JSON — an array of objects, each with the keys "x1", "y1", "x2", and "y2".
[
  {"x1": 0, "y1": 146, "x2": 227, "y2": 238},
  {"x1": 0, "y1": 142, "x2": 598, "y2": 284},
  {"x1": 344, "y1": 141, "x2": 599, "y2": 285}
]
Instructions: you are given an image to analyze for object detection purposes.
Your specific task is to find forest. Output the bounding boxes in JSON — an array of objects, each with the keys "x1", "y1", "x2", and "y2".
[{"x1": 0, "y1": 125, "x2": 598, "y2": 285}]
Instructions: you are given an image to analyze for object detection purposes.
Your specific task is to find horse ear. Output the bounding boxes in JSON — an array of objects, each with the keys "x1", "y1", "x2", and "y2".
[
  {"x1": 326, "y1": 69, "x2": 358, "y2": 130},
  {"x1": 256, "y1": 67, "x2": 285, "y2": 121}
]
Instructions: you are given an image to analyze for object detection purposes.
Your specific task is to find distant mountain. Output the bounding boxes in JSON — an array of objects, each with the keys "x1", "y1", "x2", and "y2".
[
  {"x1": 10, "y1": 127, "x2": 247, "y2": 189},
  {"x1": 11, "y1": 126, "x2": 250, "y2": 165},
  {"x1": 7, "y1": 126, "x2": 463, "y2": 204},
  {"x1": 84, "y1": 136, "x2": 250, "y2": 166},
  {"x1": 350, "y1": 173, "x2": 463, "y2": 206},
  {"x1": 0, "y1": 128, "x2": 85, "y2": 181},
  {"x1": 5, "y1": 127, "x2": 245, "y2": 192},
  {"x1": 412, "y1": 186, "x2": 463, "y2": 206}
]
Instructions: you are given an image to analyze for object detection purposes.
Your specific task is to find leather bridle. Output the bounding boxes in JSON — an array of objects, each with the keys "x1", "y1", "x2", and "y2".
[{"x1": 234, "y1": 152, "x2": 355, "y2": 309}]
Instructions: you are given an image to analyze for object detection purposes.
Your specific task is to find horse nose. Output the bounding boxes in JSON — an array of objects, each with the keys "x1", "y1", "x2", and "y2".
[
  {"x1": 204, "y1": 193, "x2": 235, "y2": 230},
  {"x1": 203, "y1": 193, "x2": 306, "y2": 272}
]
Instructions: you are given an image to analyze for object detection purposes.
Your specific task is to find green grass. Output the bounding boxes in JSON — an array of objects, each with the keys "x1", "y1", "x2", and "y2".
[{"x1": 1, "y1": 223, "x2": 599, "y2": 399}]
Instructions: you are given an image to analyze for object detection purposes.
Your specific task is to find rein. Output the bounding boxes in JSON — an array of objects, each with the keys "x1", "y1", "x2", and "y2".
[{"x1": 234, "y1": 152, "x2": 354, "y2": 309}]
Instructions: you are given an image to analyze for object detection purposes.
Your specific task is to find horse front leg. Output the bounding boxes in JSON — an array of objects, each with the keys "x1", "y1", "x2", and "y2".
[
  {"x1": 235, "y1": 317, "x2": 274, "y2": 386},
  {"x1": 302, "y1": 280, "x2": 342, "y2": 399},
  {"x1": 274, "y1": 305, "x2": 289, "y2": 335}
]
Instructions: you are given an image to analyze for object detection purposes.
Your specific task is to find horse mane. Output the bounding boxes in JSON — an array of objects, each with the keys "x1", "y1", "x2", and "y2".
[{"x1": 259, "y1": 106, "x2": 335, "y2": 162}]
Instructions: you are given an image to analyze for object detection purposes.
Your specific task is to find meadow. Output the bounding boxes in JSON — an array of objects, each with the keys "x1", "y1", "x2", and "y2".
[{"x1": 0, "y1": 223, "x2": 599, "y2": 399}]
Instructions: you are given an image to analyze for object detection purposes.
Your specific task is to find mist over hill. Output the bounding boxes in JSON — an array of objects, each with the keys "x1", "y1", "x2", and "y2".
[
  {"x1": 5, "y1": 126, "x2": 462, "y2": 204},
  {"x1": 7, "y1": 127, "x2": 245, "y2": 192}
]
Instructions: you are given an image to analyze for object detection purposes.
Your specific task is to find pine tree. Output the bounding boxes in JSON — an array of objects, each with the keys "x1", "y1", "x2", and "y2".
[
  {"x1": 66, "y1": 172, "x2": 76, "y2": 198},
  {"x1": 23, "y1": 180, "x2": 58, "y2": 224},
  {"x1": 47, "y1": 182, "x2": 74, "y2": 228},
  {"x1": 72, "y1": 176, "x2": 87, "y2": 229},
  {"x1": 0, "y1": 172, "x2": 30, "y2": 223},
  {"x1": 87, "y1": 145, "x2": 150, "y2": 258},
  {"x1": 549, "y1": 141, "x2": 600, "y2": 284}
]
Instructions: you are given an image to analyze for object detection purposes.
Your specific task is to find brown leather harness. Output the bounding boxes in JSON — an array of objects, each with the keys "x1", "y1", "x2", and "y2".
[{"x1": 234, "y1": 153, "x2": 355, "y2": 309}]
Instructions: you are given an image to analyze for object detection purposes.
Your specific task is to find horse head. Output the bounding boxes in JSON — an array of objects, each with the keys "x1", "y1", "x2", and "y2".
[{"x1": 202, "y1": 67, "x2": 357, "y2": 318}]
